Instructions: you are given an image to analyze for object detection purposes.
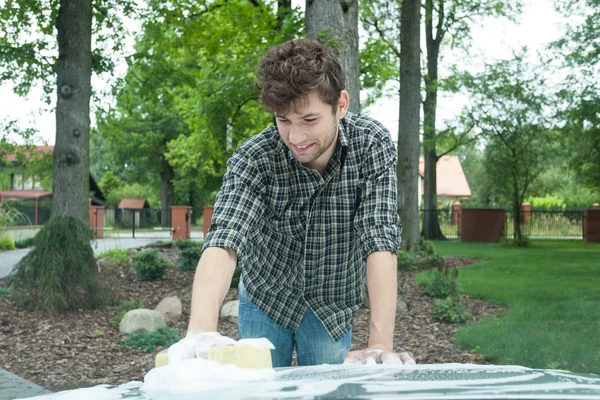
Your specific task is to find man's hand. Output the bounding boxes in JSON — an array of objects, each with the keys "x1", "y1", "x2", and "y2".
[
  {"x1": 168, "y1": 330, "x2": 236, "y2": 363},
  {"x1": 344, "y1": 345, "x2": 416, "y2": 365}
]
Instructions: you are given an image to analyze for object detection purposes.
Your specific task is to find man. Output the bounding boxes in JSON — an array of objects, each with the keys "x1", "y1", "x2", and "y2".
[{"x1": 170, "y1": 38, "x2": 415, "y2": 367}]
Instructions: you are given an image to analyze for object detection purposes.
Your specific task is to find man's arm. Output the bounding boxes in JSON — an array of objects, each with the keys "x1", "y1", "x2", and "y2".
[
  {"x1": 187, "y1": 247, "x2": 237, "y2": 332},
  {"x1": 365, "y1": 251, "x2": 397, "y2": 351}
]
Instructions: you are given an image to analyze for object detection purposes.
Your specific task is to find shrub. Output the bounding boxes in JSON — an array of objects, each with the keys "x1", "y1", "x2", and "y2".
[
  {"x1": 422, "y1": 258, "x2": 460, "y2": 298},
  {"x1": 132, "y1": 248, "x2": 169, "y2": 281},
  {"x1": 231, "y1": 266, "x2": 242, "y2": 288},
  {"x1": 173, "y1": 239, "x2": 203, "y2": 250},
  {"x1": 0, "y1": 236, "x2": 15, "y2": 251},
  {"x1": 431, "y1": 296, "x2": 471, "y2": 323},
  {"x1": 7, "y1": 214, "x2": 111, "y2": 314},
  {"x1": 397, "y1": 251, "x2": 418, "y2": 270},
  {"x1": 0, "y1": 288, "x2": 10, "y2": 298},
  {"x1": 110, "y1": 298, "x2": 144, "y2": 328},
  {"x1": 177, "y1": 246, "x2": 203, "y2": 271},
  {"x1": 124, "y1": 326, "x2": 181, "y2": 353},
  {"x1": 14, "y1": 237, "x2": 35, "y2": 249},
  {"x1": 418, "y1": 238, "x2": 436, "y2": 257},
  {"x1": 97, "y1": 248, "x2": 130, "y2": 265}
]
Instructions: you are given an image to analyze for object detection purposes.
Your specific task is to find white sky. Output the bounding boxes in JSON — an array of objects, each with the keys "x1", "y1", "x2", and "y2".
[{"x1": 0, "y1": 0, "x2": 563, "y2": 146}]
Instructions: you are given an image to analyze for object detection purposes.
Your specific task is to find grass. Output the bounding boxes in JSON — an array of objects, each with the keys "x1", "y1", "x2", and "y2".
[{"x1": 417, "y1": 241, "x2": 600, "y2": 375}]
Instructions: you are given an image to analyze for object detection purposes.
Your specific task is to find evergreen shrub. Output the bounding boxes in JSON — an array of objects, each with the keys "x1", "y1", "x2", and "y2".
[{"x1": 132, "y1": 248, "x2": 169, "y2": 281}]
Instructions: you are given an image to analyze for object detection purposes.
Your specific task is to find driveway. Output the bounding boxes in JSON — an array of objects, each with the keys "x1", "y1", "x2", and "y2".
[{"x1": 0, "y1": 238, "x2": 167, "y2": 279}]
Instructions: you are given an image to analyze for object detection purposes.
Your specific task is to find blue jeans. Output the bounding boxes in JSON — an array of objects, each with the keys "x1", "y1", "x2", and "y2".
[{"x1": 237, "y1": 279, "x2": 352, "y2": 367}]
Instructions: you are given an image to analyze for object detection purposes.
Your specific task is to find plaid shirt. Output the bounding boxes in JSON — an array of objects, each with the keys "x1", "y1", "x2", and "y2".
[{"x1": 203, "y1": 112, "x2": 401, "y2": 341}]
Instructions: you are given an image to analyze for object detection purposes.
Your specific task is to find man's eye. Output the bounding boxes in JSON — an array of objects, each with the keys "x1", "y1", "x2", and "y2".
[
  {"x1": 277, "y1": 118, "x2": 290, "y2": 123},
  {"x1": 304, "y1": 118, "x2": 317, "y2": 123}
]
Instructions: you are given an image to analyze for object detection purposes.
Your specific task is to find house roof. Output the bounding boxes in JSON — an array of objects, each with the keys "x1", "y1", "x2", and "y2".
[
  {"x1": 419, "y1": 155, "x2": 472, "y2": 198},
  {"x1": 0, "y1": 191, "x2": 52, "y2": 201},
  {"x1": 118, "y1": 198, "x2": 150, "y2": 209},
  {"x1": 5, "y1": 145, "x2": 54, "y2": 162}
]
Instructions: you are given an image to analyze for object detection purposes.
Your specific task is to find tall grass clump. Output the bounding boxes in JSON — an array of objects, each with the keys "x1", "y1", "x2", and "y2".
[{"x1": 8, "y1": 214, "x2": 111, "y2": 314}]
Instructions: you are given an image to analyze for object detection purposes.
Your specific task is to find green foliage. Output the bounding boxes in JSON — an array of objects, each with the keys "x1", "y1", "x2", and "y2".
[
  {"x1": 0, "y1": 288, "x2": 10, "y2": 298},
  {"x1": 14, "y1": 237, "x2": 35, "y2": 249},
  {"x1": 177, "y1": 246, "x2": 203, "y2": 271},
  {"x1": 124, "y1": 326, "x2": 181, "y2": 353},
  {"x1": 500, "y1": 236, "x2": 531, "y2": 248},
  {"x1": 231, "y1": 266, "x2": 242, "y2": 289},
  {"x1": 526, "y1": 195, "x2": 566, "y2": 209},
  {"x1": 105, "y1": 183, "x2": 159, "y2": 208},
  {"x1": 0, "y1": 236, "x2": 15, "y2": 251},
  {"x1": 111, "y1": 298, "x2": 145, "y2": 328},
  {"x1": 421, "y1": 258, "x2": 460, "y2": 298},
  {"x1": 0, "y1": 203, "x2": 31, "y2": 227},
  {"x1": 173, "y1": 239, "x2": 203, "y2": 250},
  {"x1": 7, "y1": 214, "x2": 111, "y2": 314},
  {"x1": 97, "y1": 248, "x2": 130, "y2": 265},
  {"x1": 98, "y1": 171, "x2": 123, "y2": 198},
  {"x1": 132, "y1": 248, "x2": 169, "y2": 281},
  {"x1": 398, "y1": 251, "x2": 418, "y2": 271},
  {"x1": 432, "y1": 296, "x2": 472, "y2": 323},
  {"x1": 418, "y1": 238, "x2": 437, "y2": 257}
]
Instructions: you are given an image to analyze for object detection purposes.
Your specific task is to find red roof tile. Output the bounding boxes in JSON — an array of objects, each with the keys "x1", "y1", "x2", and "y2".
[
  {"x1": 0, "y1": 191, "x2": 52, "y2": 201},
  {"x1": 118, "y1": 198, "x2": 149, "y2": 209},
  {"x1": 419, "y1": 155, "x2": 472, "y2": 198},
  {"x1": 5, "y1": 146, "x2": 54, "y2": 162}
]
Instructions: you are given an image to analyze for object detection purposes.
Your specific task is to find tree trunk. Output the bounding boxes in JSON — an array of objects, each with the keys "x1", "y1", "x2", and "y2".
[
  {"x1": 398, "y1": 0, "x2": 421, "y2": 252},
  {"x1": 52, "y1": 0, "x2": 92, "y2": 223},
  {"x1": 276, "y1": 0, "x2": 292, "y2": 31},
  {"x1": 305, "y1": 0, "x2": 360, "y2": 113},
  {"x1": 513, "y1": 181, "x2": 521, "y2": 241},
  {"x1": 160, "y1": 158, "x2": 175, "y2": 226},
  {"x1": 422, "y1": 0, "x2": 445, "y2": 240}
]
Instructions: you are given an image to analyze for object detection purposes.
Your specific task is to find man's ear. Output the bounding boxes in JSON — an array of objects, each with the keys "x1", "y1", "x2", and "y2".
[{"x1": 336, "y1": 90, "x2": 350, "y2": 119}]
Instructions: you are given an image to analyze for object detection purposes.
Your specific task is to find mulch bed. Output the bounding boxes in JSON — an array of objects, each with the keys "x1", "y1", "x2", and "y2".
[{"x1": 0, "y1": 247, "x2": 503, "y2": 392}]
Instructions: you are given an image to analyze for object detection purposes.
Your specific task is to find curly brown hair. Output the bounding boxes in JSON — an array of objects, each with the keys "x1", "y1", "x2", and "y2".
[{"x1": 255, "y1": 38, "x2": 346, "y2": 114}]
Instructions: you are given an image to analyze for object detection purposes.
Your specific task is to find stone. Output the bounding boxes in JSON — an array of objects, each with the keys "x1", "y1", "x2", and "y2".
[
  {"x1": 98, "y1": 256, "x2": 119, "y2": 269},
  {"x1": 220, "y1": 300, "x2": 239, "y2": 321},
  {"x1": 119, "y1": 309, "x2": 166, "y2": 335},
  {"x1": 397, "y1": 299, "x2": 409, "y2": 315},
  {"x1": 155, "y1": 296, "x2": 182, "y2": 325}
]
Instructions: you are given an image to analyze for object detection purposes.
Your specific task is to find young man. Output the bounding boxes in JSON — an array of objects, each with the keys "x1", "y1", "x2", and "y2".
[{"x1": 169, "y1": 38, "x2": 415, "y2": 367}]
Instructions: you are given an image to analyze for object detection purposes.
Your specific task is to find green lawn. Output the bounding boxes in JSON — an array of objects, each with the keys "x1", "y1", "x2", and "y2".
[{"x1": 418, "y1": 241, "x2": 600, "y2": 374}]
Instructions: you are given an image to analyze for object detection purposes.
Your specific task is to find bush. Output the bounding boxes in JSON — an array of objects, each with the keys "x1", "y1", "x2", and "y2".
[
  {"x1": 231, "y1": 266, "x2": 242, "y2": 288},
  {"x1": 7, "y1": 214, "x2": 111, "y2": 314},
  {"x1": 132, "y1": 248, "x2": 169, "y2": 281},
  {"x1": 111, "y1": 298, "x2": 144, "y2": 328},
  {"x1": 0, "y1": 288, "x2": 10, "y2": 298},
  {"x1": 422, "y1": 258, "x2": 460, "y2": 298},
  {"x1": 124, "y1": 326, "x2": 181, "y2": 353},
  {"x1": 0, "y1": 236, "x2": 15, "y2": 251},
  {"x1": 177, "y1": 246, "x2": 203, "y2": 271},
  {"x1": 418, "y1": 238, "x2": 436, "y2": 257},
  {"x1": 97, "y1": 248, "x2": 130, "y2": 265},
  {"x1": 398, "y1": 251, "x2": 418, "y2": 270},
  {"x1": 14, "y1": 237, "x2": 35, "y2": 249},
  {"x1": 431, "y1": 296, "x2": 471, "y2": 323},
  {"x1": 173, "y1": 239, "x2": 203, "y2": 250}
]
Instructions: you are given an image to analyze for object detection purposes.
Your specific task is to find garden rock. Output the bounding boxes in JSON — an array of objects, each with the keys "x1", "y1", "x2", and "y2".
[
  {"x1": 98, "y1": 257, "x2": 119, "y2": 269},
  {"x1": 119, "y1": 309, "x2": 166, "y2": 335},
  {"x1": 155, "y1": 296, "x2": 182, "y2": 325},
  {"x1": 397, "y1": 299, "x2": 409, "y2": 315},
  {"x1": 220, "y1": 300, "x2": 239, "y2": 321}
]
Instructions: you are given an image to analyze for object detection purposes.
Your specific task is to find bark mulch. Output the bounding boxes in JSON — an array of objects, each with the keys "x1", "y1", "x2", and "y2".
[{"x1": 0, "y1": 247, "x2": 503, "y2": 392}]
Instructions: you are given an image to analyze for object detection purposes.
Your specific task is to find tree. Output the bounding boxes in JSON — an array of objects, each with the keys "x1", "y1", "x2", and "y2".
[
  {"x1": 553, "y1": 0, "x2": 600, "y2": 193},
  {"x1": 397, "y1": 0, "x2": 421, "y2": 251},
  {"x1": 421, "y1": 0, "x2": 521, "y2": 239},
  {"x1": 459, "y1": 53, "x2": 555, "y2": 240},
  {"x1": 305, "y1": 0, "x2": 361, "y2": 113},
  {"x1": 51, "y1": 0, "x2": 92, "y2": 222}
]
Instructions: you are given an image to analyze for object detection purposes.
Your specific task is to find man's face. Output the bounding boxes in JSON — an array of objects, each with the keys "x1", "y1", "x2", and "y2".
[{"x1": 275, "y1": 91, "x2": 348, "y2": 172}]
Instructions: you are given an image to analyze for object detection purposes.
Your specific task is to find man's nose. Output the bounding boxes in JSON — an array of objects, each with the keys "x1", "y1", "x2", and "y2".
[{"x1": 288, "y1": 124, "x2": 306, "y2": 145}]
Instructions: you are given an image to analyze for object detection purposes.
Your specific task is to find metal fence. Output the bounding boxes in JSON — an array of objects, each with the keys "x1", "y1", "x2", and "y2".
[
  {"x1": 97, "y1": 208, "x2": 173, "y2": 239},
  {"x1": 420, "y1": 208, "x2": 585, "y2": 241}
]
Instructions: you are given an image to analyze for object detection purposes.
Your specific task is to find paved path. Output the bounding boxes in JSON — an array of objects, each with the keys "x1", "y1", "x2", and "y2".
[{"x1": 0, "y1": 237, "x2": 166, "y2": 279}]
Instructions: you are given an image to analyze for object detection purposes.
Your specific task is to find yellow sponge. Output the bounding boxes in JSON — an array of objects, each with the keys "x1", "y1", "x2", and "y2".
[{"x1": 155, "y1": 342, "x2": 272, "y2": 369}]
